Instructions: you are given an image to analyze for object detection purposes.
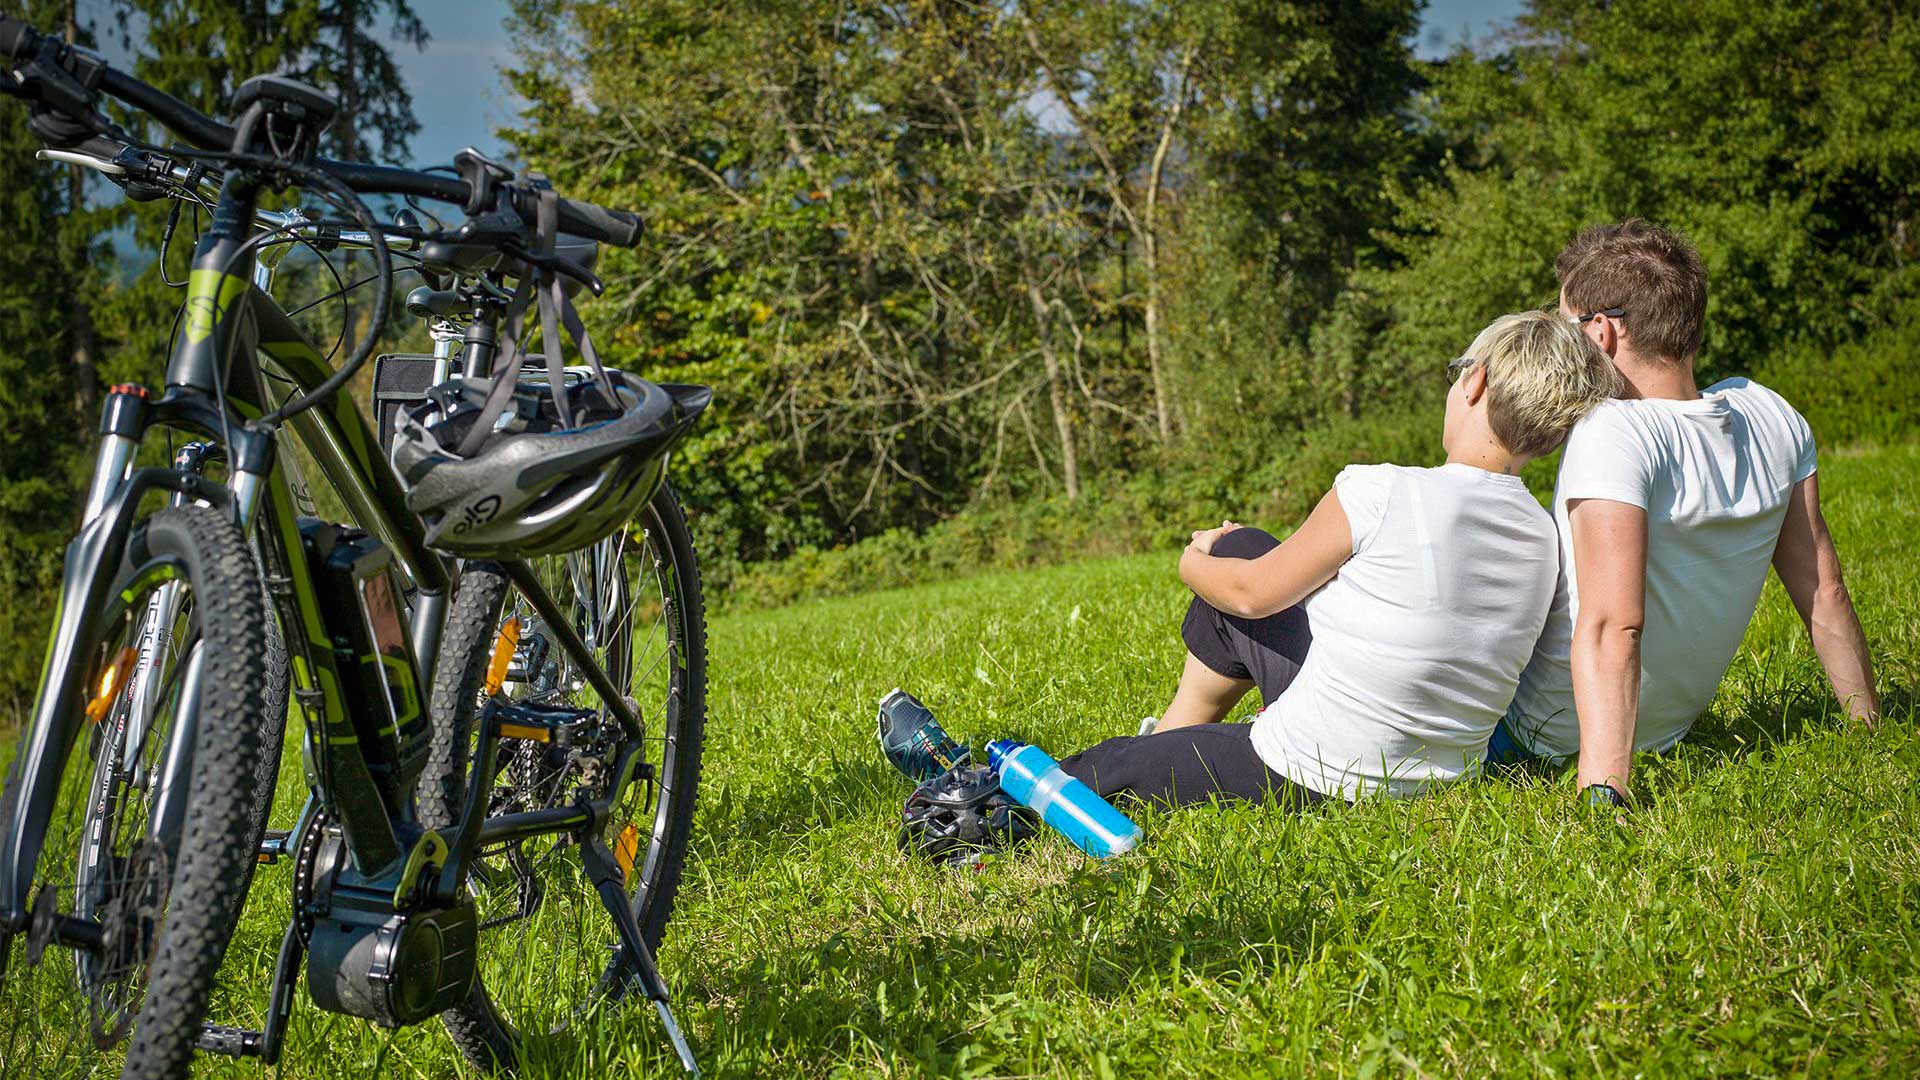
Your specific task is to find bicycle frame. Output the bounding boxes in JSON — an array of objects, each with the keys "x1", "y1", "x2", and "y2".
[{"x1": 0, "y1": 171, "x2": 646, "y2": 942}]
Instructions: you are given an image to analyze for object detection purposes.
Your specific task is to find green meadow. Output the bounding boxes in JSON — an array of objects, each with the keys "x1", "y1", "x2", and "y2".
[{"x1": 6, "y1": 442, "x2": 1916, "y2": 1077}]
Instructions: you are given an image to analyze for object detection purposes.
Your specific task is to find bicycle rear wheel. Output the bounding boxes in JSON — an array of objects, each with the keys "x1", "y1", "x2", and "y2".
[
  {"x1": 420, "y1": 485, "x2": 707, "y2": 1069},
  {"x1": 0, "y1": 505, "x2": 270, "y2": 1080}
]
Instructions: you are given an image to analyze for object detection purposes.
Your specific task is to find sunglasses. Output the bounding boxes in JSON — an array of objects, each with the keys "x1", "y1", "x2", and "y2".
[
  {"x1": 1447, "y1": 356, "x2": 1479, "y2": 383},
  {"x1": 1572, "y1": 306, "x2": 1625, "y2": 325}
]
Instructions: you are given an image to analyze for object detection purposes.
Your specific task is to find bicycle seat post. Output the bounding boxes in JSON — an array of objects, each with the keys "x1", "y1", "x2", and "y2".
[{"x1": 458, "y1": 295, "x2": 501, "y2": 381}]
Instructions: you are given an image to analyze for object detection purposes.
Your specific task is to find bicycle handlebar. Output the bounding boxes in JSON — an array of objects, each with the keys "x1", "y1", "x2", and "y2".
[
  {"x1": 2, "y1": 15, "x2": 644, "y2": 248},
  {"x1": 44, "y1": 140, "x2": 420, "y2": 253}
]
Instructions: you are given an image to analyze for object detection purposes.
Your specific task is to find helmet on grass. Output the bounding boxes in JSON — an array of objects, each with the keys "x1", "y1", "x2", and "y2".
[
  {"x1": 391, "y1": 368, "x2": 710, "y2": 558},
  {"x1": 899, "y1": 763, "x2": 1036, "y2": 865}
]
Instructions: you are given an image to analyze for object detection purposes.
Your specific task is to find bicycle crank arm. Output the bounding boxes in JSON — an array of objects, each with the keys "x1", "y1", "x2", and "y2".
[
  {"x1": 578, "y1": 837, "x2": 700, "y2": 1077},
  {"x1": 196, "y1": 916, "x2": 304, "y2": 1062}
]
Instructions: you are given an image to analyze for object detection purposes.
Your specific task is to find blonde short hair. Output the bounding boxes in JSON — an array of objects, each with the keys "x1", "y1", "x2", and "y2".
[{"x1": 1466, "y1": 310, "x2": 1622, "y2": 457}]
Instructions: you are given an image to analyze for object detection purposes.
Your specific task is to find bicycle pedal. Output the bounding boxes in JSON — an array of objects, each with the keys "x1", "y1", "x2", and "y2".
[
  {"x1": 197, "y1": 1023, "x2": 265, "y2": 1058},
  {"x1": 257, "y1": 829, "x2": 292, "y2": 864}
]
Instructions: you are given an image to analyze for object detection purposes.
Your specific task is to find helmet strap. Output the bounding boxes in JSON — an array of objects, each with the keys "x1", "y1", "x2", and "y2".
[
  {"x1": 452, "y1": 183, "x2": 619, "y2": 458},
  {"x1": 455, "y1": 272, "x2": 534, "y2": 458},
  {"x1": 534, "y1": 185, "x2": 573, "y2": 429}
]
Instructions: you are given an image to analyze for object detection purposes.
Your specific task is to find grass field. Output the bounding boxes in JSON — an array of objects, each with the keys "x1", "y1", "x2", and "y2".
[{"x1": 7, "y1": 443, "x2": 1920, "y2": 1078}]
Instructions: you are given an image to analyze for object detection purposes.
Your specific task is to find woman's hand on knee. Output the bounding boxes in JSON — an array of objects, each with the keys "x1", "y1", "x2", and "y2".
[{"x1": 1188, "y1": 520, "x2": 1243, "y2": 557}]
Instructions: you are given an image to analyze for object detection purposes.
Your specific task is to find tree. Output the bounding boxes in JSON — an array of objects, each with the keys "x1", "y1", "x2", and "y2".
[
  {"x1": 497, "y1": 0, "x2": 1440, "y2": 571},
  {"x1": 0, "y1": 0, "x2": 431, "y2": 708},
  {"x1": 0, "y1": 0, "x2": 113, "y2": 709},
  {"x1": 303, "y1": 0, "x2": 428, "y2": 164},
  {"x1": 1363, "y1": 0, "x2": 1920, "y2": 392},
  {"x1": 1017, "y1": 0, "x2": 1199, "y2": 442}
]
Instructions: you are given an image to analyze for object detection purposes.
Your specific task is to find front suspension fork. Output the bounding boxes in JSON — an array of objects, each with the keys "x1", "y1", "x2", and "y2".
[{"x1": 0, "y1": 384, "x2": 267, "y2": 942}]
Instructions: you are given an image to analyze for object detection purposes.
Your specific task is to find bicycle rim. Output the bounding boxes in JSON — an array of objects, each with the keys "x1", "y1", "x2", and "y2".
[{"x1": 449, "y1": 489, "x2": 705, "y2": 1060}]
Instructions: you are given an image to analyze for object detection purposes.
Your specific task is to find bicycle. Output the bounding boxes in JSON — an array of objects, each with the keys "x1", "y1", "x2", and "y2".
[{"x1": 0, "y1": 18, "x2": 709, "y2": 1079}]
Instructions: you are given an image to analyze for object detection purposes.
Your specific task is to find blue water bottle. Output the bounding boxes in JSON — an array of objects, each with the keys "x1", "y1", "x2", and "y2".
[{"x1": 986, "y1": 739, "x2": 1141, "y2": 857}]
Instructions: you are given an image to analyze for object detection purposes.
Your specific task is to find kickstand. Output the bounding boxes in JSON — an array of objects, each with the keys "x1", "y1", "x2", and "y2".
[{"x1": 579, "y1": 837, "x2": 700, "y2": 1077}]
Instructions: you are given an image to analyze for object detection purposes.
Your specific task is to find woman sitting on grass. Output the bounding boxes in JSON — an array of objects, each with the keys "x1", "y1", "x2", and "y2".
[{"x1": 1059, "y1": 310, "x2": 1619, "y2": 807}]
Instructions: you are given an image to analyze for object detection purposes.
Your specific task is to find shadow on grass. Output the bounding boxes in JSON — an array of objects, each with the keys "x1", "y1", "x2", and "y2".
[
  {"x1": 1684, "y1": 682, "x2": 1911, "y2": 765},
  {"x1": 710, "y1": 754, "x2": 905, "y2": 839},
  {"x1": 685, "y1": 882, "x2": 1334, "y2": 1075}
]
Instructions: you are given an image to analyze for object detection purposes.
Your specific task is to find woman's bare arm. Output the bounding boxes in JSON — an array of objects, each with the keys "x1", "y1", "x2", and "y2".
[{"x1": 1178, "y1": 489, "x2": 1353, "y2": 620}]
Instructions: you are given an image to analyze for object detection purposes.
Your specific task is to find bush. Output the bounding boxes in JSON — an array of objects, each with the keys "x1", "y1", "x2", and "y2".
[
  {"x1": 719, "y1": 301, "x2": 1920, "y2": 615},
  {"x1": 1752, "y1": 301, "x2": 1920, "y2": 447},
  {"x1": 721, "y1": 406, "x2": 1450, "y2": 613}
]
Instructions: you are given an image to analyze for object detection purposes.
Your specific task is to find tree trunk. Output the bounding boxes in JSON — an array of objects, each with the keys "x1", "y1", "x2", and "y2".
[
  {"x1": 1142, "y1": 236, "x2": 1171, "y2": 442},
  {"x1": 1140, "y1": 46, "x2": 1195, "y2": 444},
  {"x1": 64, "y1": 0, "x2": 96, "y2": 432},
  {"x1": 338, "y1": 0, "x2": 361, "y2": 162},
  {"x1": 1025, "y1": 275, "x2": 1079, "y2": 502}
]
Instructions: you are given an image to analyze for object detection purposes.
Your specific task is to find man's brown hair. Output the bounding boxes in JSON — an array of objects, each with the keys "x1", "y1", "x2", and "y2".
[{"x1": 1555, "y1": 218, "x2": 1707, "y2": 364}]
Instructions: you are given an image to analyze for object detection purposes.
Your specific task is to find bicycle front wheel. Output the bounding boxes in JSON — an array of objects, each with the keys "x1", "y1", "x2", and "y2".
[
  {"x1": 420, "y1": 484, "x2": 707, "y2": 1069},
  {"x1": 0, "y1": 505, "x2": 271, "y2": 1080}
]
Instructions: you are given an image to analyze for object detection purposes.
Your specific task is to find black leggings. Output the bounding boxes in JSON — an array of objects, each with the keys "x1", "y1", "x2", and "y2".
[
  {"x1": 1057, "y1": 526, "x2": 1328, "y2": 809},
  {"x1": 1059, "y1": 723, "x2": 1324, "y2": 809}
]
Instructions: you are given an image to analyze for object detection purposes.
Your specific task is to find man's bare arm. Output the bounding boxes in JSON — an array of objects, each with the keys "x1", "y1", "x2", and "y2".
[
  {"x1": 1772, "y1": 473, "x2": 1878, "y2": 722},
  {"x1": 1568, "y1": 498, "x2": 1648, "y2": 797}
]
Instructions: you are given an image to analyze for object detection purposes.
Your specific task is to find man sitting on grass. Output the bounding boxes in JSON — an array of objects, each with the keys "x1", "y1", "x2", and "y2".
[
  {"x1": 1058, "y1": 310, "x2": 1619, "y2": 806},
  {"x1": 1496, "y1": 220, "x2": 1879, "y2": 805}
]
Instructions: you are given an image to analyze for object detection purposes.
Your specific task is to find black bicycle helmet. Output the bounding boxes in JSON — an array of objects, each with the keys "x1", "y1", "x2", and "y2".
[
  {"x1": 391, "y1": 368, "x2": 710, "y2": 557},
  {"x1": 899, "y1": 763, "x2": 1037, "y2": 865}
]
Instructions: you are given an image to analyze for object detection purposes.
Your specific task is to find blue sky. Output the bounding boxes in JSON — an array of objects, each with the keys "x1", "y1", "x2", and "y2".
[{"x1": 399, "y1": 0, "x2": 521, "y2": 169}]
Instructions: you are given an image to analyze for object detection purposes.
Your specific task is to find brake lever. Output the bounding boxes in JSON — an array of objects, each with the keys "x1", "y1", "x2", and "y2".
[
  {"x1": 36, "y1": 146, "x2": 124, "y2": 176},
  {"x1": 36, "y1": 145, "x2": 166, "y2": 202},
  {"x1": 501, "y1": 241, "x2": 605, "y2": 297},
  {"x1": 430, "y1": 206, "x2": 524, "y2": 248}
]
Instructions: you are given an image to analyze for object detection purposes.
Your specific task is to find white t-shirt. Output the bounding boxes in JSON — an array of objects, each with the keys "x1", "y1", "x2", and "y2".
[
  {"x1": 1250, "y1": 463, "x2": 1559, "y2": 799},
  {"x1": 1505, "y1": 378, "x2": 1818, "y2": 757}
]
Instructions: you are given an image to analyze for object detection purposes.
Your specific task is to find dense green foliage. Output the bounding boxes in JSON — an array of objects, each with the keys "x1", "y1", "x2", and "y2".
[
  {"x1": 0, "y1": 27, "x2": 83, "y2": 703},
  {"x1": 500, "y1": 0, "x2": 1438, "y2": 571},
  {"x1": 8, "y1": 443, "x2": 1916, "y2": 1076},
  {"x1": 727, "y1": 302, "x2": 1920, "y2": 611}
]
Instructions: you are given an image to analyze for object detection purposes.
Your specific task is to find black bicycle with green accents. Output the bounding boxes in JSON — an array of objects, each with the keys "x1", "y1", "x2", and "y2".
[{"x1": 0, "y1": 18, "x2": 707, "y2": 1079}]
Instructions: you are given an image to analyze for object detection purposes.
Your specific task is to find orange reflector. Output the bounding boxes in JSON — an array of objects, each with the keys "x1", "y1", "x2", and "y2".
[
  {"x1": 484, "y1": 617, "x2": 521, "y2": 697},
  {"x1": 85, "y1": 647, "x2": 139, "y2": 724},
  {"x1": 614, "y1": 824, "x2": 641, "y2": 884},
  {"x1": 496, "y1": 722, "x2": 551, "y2": 743}
]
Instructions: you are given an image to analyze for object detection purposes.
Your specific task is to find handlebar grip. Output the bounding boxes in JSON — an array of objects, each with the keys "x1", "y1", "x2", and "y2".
[
  {"x1": 0, "y1": 17, "x2": 40, "y2": 60},
  {"x1": 554, "y1": 197, "x2": 644, "y2": 248}
]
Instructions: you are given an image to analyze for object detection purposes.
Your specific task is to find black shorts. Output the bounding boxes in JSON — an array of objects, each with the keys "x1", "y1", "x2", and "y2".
[
  {"x1": 1056, "y1": 526, "x2": 1326, "y2": 809},
  {"x1": 1178, "y1": 527, "x2": 1312, "y2": 706},
  {"x1": 1058, "y1": 723, "x2": 1324, "y2": 809}
]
